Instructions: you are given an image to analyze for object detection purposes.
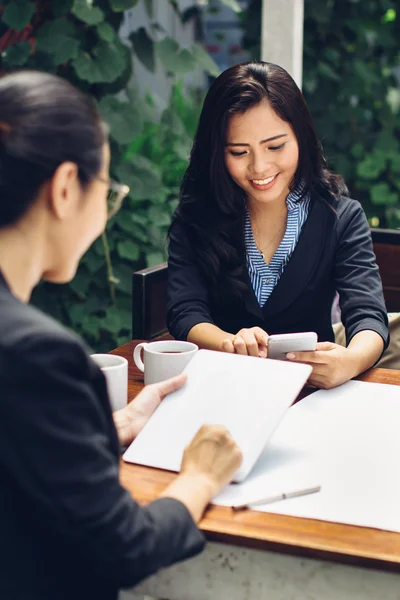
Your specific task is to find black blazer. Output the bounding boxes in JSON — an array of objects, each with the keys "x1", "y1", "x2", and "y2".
[
  {"x1": 0, "y1": 273, "x2": 204, "y2": 600},
  {"x1": 167, "y1": 195, "x2": 389, "y2": 348}
]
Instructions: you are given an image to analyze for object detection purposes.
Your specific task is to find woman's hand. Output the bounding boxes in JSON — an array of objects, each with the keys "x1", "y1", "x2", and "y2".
[
  {"x1": 181, "y1": 425, "x2": 243, "y2": 497},
  {"x1": 113, "y1": 373, "x2": 187, "y2": 446},
  {"x1": 286, "y1": 342, "x2": 360, "y2": 389},
  {"x1": 222, "y1": 327, "x2": 269, "y2": 358}
]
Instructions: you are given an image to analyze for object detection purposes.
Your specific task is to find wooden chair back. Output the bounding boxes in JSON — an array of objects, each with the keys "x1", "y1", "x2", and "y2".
[
  {"x1": 131, "y1": 262, "x2": 169, "y2": 341},
  {"x1": 371, "y1": 228, "x2": 400, "y2": 312}
]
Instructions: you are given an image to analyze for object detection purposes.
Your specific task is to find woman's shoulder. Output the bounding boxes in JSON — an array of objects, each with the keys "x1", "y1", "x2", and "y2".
[
  {"x1": 335, "y1": 195, "x2": 364, "y2": 219},
  {"x1": 0, "y1": 283, "x2": 90, "y2": 376}
]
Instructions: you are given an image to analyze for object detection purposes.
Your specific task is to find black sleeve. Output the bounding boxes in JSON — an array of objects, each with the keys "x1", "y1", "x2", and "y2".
[
  {"x1": 334, "y1": 200, "x2": 389, "y2": 349},
  {"x1": 0, "y1": 334, "x2": 205, "y2": 588},
  {"x1": 167, "y1": 217, "x2": 215, "y2": 339}
]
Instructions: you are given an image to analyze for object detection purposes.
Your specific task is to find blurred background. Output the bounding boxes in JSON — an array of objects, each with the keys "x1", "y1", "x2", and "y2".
[{"x1": 0, "y1": 0, "x2": 399, "y2": 350}]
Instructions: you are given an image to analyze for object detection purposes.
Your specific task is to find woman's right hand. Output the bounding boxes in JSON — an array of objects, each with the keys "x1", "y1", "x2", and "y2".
[
  {"x1": 181, "y1": 425, "x2": 243, "y2": 497},
  {"x1": 222, "y1": 327, "x2": 269, "y2": 358}
]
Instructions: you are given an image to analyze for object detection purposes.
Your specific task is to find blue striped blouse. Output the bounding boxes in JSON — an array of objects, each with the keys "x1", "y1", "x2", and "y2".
[{"x1": 245, "y1": 185, "x2": 311, "y2": 307}]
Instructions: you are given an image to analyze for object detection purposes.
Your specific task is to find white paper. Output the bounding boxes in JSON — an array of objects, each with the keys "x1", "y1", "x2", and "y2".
[
  {"x1": 123, "y1": 350, "x2": 312, "y2": 482},
  {"x1": 214, "y1": 380, "x2": 400, "y2": 533}
]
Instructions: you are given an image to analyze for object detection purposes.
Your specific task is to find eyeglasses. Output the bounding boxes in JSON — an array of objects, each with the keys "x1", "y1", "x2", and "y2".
[{"x1": 97, "y1": 177, "x2": 130, "y2": 220}]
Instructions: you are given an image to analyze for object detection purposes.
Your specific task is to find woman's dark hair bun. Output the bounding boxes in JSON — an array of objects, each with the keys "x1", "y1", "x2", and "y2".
[{"x1": 0, "y1": 70, "x2": 108, "y2": 228}]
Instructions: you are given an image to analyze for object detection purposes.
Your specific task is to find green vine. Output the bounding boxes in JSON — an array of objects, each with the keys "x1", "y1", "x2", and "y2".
[{"x1": 0, "y1": 0, "x2": 232, "y2": 351}]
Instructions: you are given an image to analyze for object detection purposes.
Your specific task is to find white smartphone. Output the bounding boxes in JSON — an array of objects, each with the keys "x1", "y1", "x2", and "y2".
[{"x1": 267, "y1": 332, "x2": 318, "y2": 361}]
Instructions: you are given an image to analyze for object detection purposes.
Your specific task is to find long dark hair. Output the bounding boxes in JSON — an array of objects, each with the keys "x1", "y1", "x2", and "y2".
[
  {"x1": 174, "y1": 61, "x2": 348, "y2": 302},
  {"x1": 0, "y1": 70, "x2": 108, "y2": 228}
]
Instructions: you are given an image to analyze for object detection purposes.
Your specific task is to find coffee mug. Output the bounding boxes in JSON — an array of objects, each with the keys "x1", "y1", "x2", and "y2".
[
  {"x1": 133, "y1": 340, "x2": 198, "y2": 385},
  {"x1": 91, "y1": 354, "x2": 128, "y2": 412}
]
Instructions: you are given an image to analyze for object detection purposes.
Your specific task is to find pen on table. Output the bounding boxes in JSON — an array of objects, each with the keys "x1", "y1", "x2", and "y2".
[{"x1": 232, "y1": 485, "x2": 321, "y2": 512}]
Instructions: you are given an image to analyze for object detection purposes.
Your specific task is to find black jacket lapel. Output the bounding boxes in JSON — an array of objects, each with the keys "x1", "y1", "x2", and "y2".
[{"x1": 244, "y1": 196, "x2": 334, "y2": 319}]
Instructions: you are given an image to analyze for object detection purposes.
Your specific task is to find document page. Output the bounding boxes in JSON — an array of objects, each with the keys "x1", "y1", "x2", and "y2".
[
  {"x1": 215, "y1": 380, "x2": 400, "y2": 533},
  {"x1": 124, "y1": 350, "x2": 311, "y2": 482}
]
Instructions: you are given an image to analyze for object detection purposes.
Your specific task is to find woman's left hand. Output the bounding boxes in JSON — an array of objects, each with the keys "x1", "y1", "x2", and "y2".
[
  {"x1": 113, "y1": 373, "x2": 188, "y2": 446},
  {"x1": 286, "y1": 342, "x2": 359, "y2": 389}
]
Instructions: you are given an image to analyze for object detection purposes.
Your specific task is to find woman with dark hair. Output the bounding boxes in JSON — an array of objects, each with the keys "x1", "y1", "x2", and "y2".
[
  {"x1": 168, "y1": 61, "x2": 388, "y2": 389},
  {"x1": 0, "y1": 70, "x2": 242, "y2": 600}
]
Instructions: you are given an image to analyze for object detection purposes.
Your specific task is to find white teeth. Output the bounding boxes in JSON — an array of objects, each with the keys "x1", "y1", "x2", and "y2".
[{"x1": 252, "y1": 175, "x2": 277, "y2": 185}]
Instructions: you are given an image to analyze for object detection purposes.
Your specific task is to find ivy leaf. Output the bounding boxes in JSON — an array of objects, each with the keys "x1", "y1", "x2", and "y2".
[
  {"x1": 1, "y1": 40, "x2": 31, "y2": 66},
  {"x1": 219, "y1": 0, "x2": 242, "y2": 12},
  {"x1": 36, "y1": 19, "x2": 80, "y2": 65},
  {"x1": 317, "y1": 61, "x2": 340, "y2": 81},
  {"x1": 130, "y1": 27, "x2": 155, "y2": 72},
  {"x1": 109, "y1": 0, "x2": 139, "y2": 11},
  {"x1": 52, "y1": 0, "x2": 74, "y2": 18},
  {"x1": 191, "y1": 43, "x2": 220, "y2": 77},
  {"x1": 101, "y1": 307, "x2": 129, "y2": 333},
  {"x1": 143, "y1": 0, "x2": 153, "y2": 18},
  {"x1": 2, "y1": 0, "x2": 35, "y2": 32},
  {"x1": 116, "y1": 157, "x2": 163, "y2": 201},
  {"x1": 390, "y1": 155, "x2": 400, "y2": 176},
  {"x1": 112, "y1": 264, "x2": 133, "y2": 295},
  {"x1": 98, "y1": 95, "x2": 142, "y2": 145},
  {"x1": 146, "y1": 251, "x2": 166, "y2": 267},
  {"x1": 370, "y1": 183, "x2": 398, "y2": 206},
  {"x1": 357, "y1": 151, "x2": 387, "y2": 180},
  {"x1": 155, "y1": 37, "x2": 196, "y2": 74},
  {"x1": 72, "y1": 42, "x2": 127, "y2": 83},
  {"x1": 72, "y1": 0, "x2": 104, "y2": 26},
  {"x1": 97, "y1": 22, "x2": 115, "y2": 43},
  {"x1": 117, "y1": 240, "x2": 140, "y2": 261}
]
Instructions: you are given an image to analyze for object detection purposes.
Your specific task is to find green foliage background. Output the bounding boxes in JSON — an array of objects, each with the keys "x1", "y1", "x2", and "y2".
[
  {"x1": 0, "y1": 0, "x2": 233, "y2": 350},
  {"x1": 242, "y1": 0, "x2": 400, "y2": 227},
  {"x1": 1, "y1": 0, "x2": 399, "y2": 350}
]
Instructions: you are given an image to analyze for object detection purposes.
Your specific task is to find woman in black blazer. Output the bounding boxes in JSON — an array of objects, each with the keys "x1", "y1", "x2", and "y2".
[
  {"x1": 0, "y1": 71, "x2": 242, "y2": 600},
  {"x1": 168, "y1": 62, "x2": 388, "y2": 389}
]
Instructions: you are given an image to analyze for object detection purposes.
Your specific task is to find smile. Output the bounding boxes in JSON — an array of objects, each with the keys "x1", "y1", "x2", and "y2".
[
  {"x1": 249, "y1": 173, "x2": 280, "y2": 191},
  {"x1": 251, "y1": 175, "x2": 278, "y2": 185}
]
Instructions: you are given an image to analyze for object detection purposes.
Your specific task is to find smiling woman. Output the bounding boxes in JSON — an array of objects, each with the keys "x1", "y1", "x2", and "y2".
[{"x1": 167, "y1": 61, "x2": 389, "y2": 390}]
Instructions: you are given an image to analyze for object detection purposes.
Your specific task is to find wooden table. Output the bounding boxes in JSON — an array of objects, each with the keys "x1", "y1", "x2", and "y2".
[{"x1": 113, "y1": 341, "x2": 400, "y2": 600}]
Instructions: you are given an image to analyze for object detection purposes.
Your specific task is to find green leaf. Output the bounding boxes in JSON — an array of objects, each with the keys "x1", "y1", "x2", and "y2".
[
  {"x1": 109, "y1": 0, "x2": 139, "y2": 11},
  {"x1": 191, "y1": 43, "x2": 220, "y2": 77},
  {"x1": 98, "y1": 95, "x2": 142, "y2": 145},
  {"x1": 317, "y1": 61, "x2": 340, "y2": 82},
  {"x1": 116, "y1": 158, "x2": 163, "y2": 201},
  {"x1": 370, "y1": 183, "x2": 398, "y2": 206},
  {"x1": 97, "y1": 22, "x2": 115, "y2": 43},
  {"x1": 117, "y1": 240, "x2": 140, "y2": 261},
  {"x1": 155, "y1": 37, "x2": 196, "y2": 74},
  {"x1": 1, "y1": 40, "x2": 31, "y2": 66},
  {"x1": 390, "y1": 155, "x2": 400, "y2": 175},
  {"x1": 146, "y1": 251, "x2": 166, "y2": 267},
  {"x1": 130, "y1": 27, "x2": 155, "y2": 72},
  {"x1": 353, "y1": 60, "x2": 380, "y2": 85},
  {"x1": 2, "y1": 0, "x2": 35, "y2": 32},
  {"x1": 357, "y1": 151, "x2": 387, "y2": 179},
  {"x1": 36, "y1": 19, "x2": 81, "y2": 65},
  {"x1": 72, "y1": 42, "x2": 127, "y2": 84},
  {"x1": 112, "y1": 264, "x2": 133, "y2": 294},
  {"x1": 52, "y1": 0, "x2": 74, "y2": 17},
  {"x1": 143, "y1": 0, "x2": 153, "y2": 18},
  {"x1": 72, "y1": 0, "x2": 104, "y2": 25},
  {"x1": 220, "y1": 0, "x2": 242, "y2": 12},
  {"x1": 101, "y1": 307, "x2": 129, "y2": 333}
]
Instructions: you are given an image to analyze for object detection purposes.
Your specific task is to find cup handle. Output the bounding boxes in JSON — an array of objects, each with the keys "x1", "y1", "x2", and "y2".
[{"x1": 133, "y1": 343, "x2": 147, "y2": 372}]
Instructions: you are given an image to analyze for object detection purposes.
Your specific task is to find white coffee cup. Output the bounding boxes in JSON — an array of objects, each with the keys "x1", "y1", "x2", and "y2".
[
  {"x1": 133, "y1": 340, "x2": 198, "y2": 385},
  {"x1": 91, "y1": 354, "x2": 128, "y2": 412}
]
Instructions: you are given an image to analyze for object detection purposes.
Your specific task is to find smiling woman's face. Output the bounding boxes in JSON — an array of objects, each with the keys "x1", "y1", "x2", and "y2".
[{"x1": 224, "y1": 100, "x2": 299, "y2": 209}]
